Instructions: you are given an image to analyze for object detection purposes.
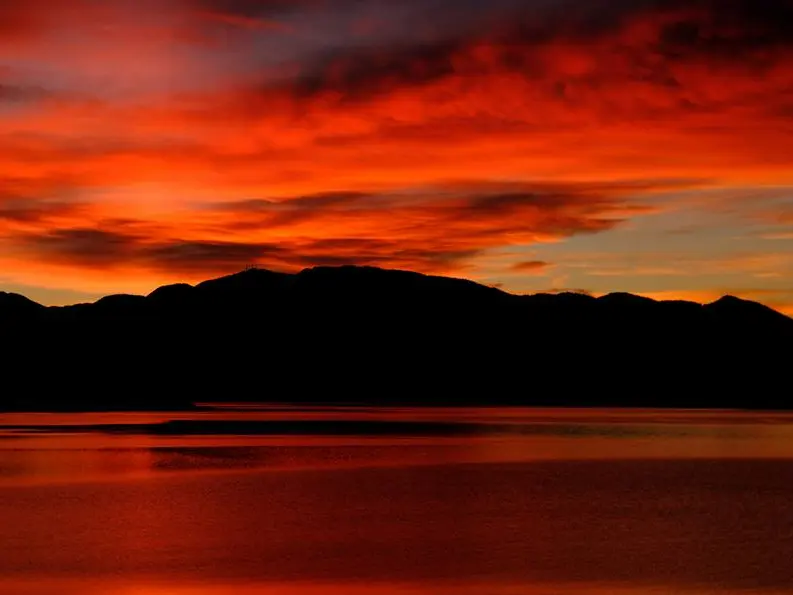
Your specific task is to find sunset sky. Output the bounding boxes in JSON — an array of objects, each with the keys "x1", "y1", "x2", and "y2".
[{"x1": 1, "y1": 0, "x2": 792, "y2": 313}]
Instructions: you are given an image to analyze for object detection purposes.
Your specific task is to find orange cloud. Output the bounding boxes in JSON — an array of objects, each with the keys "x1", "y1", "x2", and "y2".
[
  {"x1": 2, "y1": 181, "x2": 662, "y2": 282},
  {"x1": 1, "y1": 0, "x2": 792, "y2": 302}
]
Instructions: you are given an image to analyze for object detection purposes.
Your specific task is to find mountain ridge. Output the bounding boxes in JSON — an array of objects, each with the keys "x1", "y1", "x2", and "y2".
[
  {"x1": 1, "y1": 265, "x2": 788, "y2": 318},
  {"x1": 1, "y1": 265, "x2": 791, "y2": 411}
]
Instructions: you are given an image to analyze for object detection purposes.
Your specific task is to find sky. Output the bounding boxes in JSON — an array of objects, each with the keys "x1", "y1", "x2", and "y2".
[{"x1": 1, "y1": 0, "x2": 792, "y2": 313}]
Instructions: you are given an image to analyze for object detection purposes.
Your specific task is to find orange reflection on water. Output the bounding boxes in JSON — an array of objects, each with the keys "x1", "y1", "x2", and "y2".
[{"x1": 2, "y1": 410, "x2": 793, "y2": 595}]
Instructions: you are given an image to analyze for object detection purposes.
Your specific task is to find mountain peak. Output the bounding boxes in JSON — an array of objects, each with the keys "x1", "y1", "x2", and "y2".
[
  {"x1": 705, "y1": 293, "x2": 790, "y2": 324},
  {"x1": 196, "y1": 267, "x2": 293, "y2": 293},
  {"x1": 710, "y1": 295, "x2": 749, "y2": 307},
  {"x1": 598, "y1": 292, "x2": 657, "y2": 305}
]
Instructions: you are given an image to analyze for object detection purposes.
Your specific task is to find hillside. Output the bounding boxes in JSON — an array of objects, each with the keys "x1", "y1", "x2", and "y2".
[{"x1": 1, "y1": 266, "x2": 791, "y2": 411}]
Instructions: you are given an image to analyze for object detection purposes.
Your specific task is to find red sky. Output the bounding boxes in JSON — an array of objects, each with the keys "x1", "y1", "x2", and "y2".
[{"x1": 1, "y1": 0, "x2": 792, "y2": 313}]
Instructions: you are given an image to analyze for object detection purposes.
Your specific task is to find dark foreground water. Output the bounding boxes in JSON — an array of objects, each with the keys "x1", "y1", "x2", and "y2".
[{"x1": 1, "y1": 407, "x2": 793, "y2": 594}]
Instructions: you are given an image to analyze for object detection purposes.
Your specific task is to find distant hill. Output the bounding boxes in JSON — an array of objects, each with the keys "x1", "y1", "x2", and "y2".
[{"x1": 2, "y1": 266, "x2": 792, "y2": 411}]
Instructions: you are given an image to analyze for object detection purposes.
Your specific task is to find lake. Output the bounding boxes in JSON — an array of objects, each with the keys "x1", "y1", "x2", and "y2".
[{"x1": 1, "y1": 407, "x2": 793, "y2": 594}]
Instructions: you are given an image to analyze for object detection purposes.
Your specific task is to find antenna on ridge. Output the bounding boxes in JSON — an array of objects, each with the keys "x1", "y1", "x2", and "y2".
[{"x1": 244, "y1": 264, "x2": 260, "y2": 272}]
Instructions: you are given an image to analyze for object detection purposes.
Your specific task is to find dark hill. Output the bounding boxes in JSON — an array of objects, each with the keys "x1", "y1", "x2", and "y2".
[
  {"x1": 0, "y1": 291, "x2": 45, "y2": 320},
  {"x1": 1, "y1": 266, "x2": 791, "y2": 411}
]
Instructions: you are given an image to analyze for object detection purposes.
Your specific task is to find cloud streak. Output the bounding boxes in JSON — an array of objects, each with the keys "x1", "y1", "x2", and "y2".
[
  {"x1": 9, "y1": 180, "x2": 664, "y2": 276},
  {"x1": 0, "y1": 0, "x2": 791, "y2": 310}
]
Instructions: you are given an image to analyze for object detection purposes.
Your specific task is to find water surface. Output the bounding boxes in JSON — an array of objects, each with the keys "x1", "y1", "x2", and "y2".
[{"x1": 1, "y1": 407, "x2": 792, "y2": 594}]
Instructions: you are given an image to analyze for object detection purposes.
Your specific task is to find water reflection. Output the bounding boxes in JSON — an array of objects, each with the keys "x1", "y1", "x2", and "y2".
[{"x1": 1, "y1": 409, "x2": 793, "y2": 594}]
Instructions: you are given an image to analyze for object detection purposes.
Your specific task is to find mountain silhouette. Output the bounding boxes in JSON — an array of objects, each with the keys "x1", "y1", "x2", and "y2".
[{"x1": 2, "y1": 265, "x2": 791, "y2": 411}]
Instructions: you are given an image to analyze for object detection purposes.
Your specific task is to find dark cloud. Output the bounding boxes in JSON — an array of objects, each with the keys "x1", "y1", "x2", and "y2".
[
  {"x1": 17, "y1": 227, "x2": 270, "y2": 271},
  {"x1": 195, "y1": 0, "x2": 312, "y2": 18},
  {"x1": 177, "y1": 180, "x2": 665, "y2": 273},
  {"x1": 27, "y1": 229, "x2": 140, "y2": 266},
  {"x1": 234, "y1": 0, "x2": 793, "y2": 108},
  {"x1": 287, "y1": 41, "x2": 460, "y2": 102},
  {"x1": 512, "y1": 260, "x2": 552, "y2": 273},
  {"x1": 0, "y1": 83, "x2": 50, "y2": 103},
  {"x1": 15, "y1": 225, "x2": 472, "y2": 275},
  {"x1": 652, "y1": 1, "x2": 793, "y2": 65},
  {"x1": 198, "y1": 0, "x2": 651, "y2": 41},
  {"x1": 219, "y1": 192, "x2": 370, "y2": 228},
  {"x1": 0, "y1": 176, "x2": 85, "y2": 223},
  {"x1": 0, "y1": 200, "x2": 82, "y2": 223},
  {"x1": 217, "y1": 181, "x2": 650, "y2": 238},
  {"x1": 145, "y1": 240, "x2": 283, "y2": 272}
]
